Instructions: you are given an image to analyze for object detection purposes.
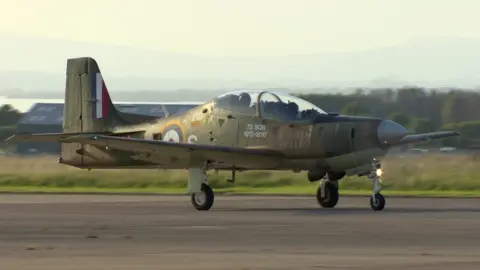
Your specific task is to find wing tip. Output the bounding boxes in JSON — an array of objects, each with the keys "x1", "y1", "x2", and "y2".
[
  {"x1": 3, "y1": 135, "x2": 14, "y2": 144},
  {"x1": 4, "y1": 134, "x2": 28, "y2": 144},
  {"x1": 441, "y1": 130, "x2": 460, "y2": 137}
]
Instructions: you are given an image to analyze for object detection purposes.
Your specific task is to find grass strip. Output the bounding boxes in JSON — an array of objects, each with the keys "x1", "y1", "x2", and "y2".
[{"x1": 0, "y1": 153, "x2": 478, "y2": 198}]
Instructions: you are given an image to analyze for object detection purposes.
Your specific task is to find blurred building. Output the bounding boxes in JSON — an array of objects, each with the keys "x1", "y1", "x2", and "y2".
[{"x1": 15, "y1": 101, "x2": 201, "y2": 155}]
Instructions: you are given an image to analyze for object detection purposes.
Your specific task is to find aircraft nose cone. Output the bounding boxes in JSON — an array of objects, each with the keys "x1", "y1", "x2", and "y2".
[{"x1": 377, "y1": 120, "x2": 408, "y2": 144}]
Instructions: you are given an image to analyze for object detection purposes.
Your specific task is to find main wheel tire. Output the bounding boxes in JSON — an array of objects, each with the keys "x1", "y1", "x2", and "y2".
[
  {"x1": 316, "y1": 181, "x2": 339, "y2": 208},
  {"x1": 370, "y1": 193, "x2": 385, "y2": 211},
  {"x1": 191, "y1": 183, "x2": 214, "y2": 211}
]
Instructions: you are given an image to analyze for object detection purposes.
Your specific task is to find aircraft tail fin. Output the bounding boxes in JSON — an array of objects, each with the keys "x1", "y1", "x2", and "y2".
[
  {"x1": 60, "y1": 57, "x2": 153, "y2": 166},
  {"x1": 63, "y1": 57, "x2": 127, "y2": 134}
]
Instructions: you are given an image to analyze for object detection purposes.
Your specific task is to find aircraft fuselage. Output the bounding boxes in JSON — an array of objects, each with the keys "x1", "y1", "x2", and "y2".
[{"x1": 64, "y1": 100, "x2": 396, "y2": 178}]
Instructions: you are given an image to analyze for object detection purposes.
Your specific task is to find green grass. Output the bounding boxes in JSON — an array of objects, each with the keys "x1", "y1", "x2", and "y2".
[{"x1": 0, "y1": 153, "x2": 480, "y2": 197}]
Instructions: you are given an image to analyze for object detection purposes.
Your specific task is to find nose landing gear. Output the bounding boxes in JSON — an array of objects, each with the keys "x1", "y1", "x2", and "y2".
[
  {"x1": 368, "y1": 158, "x2": 385, "y2": 211},
  {"x1": 315, "y1": 159, "x2": 386, "y2": 211}
]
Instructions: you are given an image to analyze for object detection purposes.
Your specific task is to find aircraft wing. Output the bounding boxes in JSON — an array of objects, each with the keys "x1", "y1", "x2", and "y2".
[
  {"x1": 6, "y1": 133, "x2": 286, "y2": 168},
  {"x1": 73, "y1": 134, "x2": 286, "y2": 167},
  {"x1": 390, "y1": 131, "x2": 460, "y2": 145}
]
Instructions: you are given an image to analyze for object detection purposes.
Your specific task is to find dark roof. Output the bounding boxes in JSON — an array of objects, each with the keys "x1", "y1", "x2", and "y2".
[{"x1": 18, "y1": 103, "x2": 199, "y2": 125}]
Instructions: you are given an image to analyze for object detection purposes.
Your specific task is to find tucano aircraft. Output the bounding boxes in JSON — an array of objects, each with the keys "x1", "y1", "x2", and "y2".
[{"x1": 5, "y1": 57, "x2": 460, "y2": 211}]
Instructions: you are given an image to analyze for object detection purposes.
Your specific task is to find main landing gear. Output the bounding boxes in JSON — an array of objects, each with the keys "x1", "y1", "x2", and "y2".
[
  {"x1": 188, "y1": 164, "x2": 237, "y2": 211},
  {"x1": 316, "y1": 158, "x2": 385, "y2": 211},
  {"x1": 316, "y1": 179, "x2": 339, "y2": 208},
  {"x1": 315, "y1": 171, "x2": 343, "y2": 208},
  {"x1": 188, "y1": 165, "x2": 215, "y2": 211},
  {"x1": 191, "y1": 183, "x2": 215, "y2": 210}
]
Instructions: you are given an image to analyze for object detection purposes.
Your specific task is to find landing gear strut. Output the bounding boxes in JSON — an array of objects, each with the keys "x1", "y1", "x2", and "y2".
[{"x1": 368, "y1": 158, "x2": 385, "y2": 211}]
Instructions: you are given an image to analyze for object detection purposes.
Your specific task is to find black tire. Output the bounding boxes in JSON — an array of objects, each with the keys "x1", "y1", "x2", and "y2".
[
  {"x1": 316, "y1": 181, "x2": 339, "y2": 208},
  {"x1": 370, "y1": 193, "x2": 385, "y2": 211},
  {"x1": 191, "y1": 183, "x2": 215, "y2": 211}
]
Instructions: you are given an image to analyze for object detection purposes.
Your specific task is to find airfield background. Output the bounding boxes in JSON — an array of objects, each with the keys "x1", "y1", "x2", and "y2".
[
  {"x1": 0, "y1": 86, "x2": 480, "y2": 155},
  {"x1": 0, "y1": 102, "x2": 198, "y2": 155}
]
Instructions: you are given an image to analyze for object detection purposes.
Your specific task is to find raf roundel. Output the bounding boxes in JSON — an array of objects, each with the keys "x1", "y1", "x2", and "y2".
[
  {"x1": 162, "y1": 123, "x2": 184, "y2": 142},
  {"x1": 187, "y1": 134, "x2": 198, "y2": 144}
]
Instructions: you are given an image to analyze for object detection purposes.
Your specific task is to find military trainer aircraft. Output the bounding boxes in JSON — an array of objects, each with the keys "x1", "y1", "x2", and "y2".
[{"x1": 5, "y1": 57, "x2": 460, "y2": 212}]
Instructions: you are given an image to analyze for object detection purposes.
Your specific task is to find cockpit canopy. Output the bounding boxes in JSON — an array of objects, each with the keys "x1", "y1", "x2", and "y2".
[{"x1": 213, "y1": 90, "x2": 327, "y2": 121}]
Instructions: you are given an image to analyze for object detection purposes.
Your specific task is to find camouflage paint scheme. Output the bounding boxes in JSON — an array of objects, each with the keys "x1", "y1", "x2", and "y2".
[{"x1": 5, "y1": 57, "x2": 460, "y2": 211}]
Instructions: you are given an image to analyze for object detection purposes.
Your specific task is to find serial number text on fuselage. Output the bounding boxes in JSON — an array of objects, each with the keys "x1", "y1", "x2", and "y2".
[{"x1": 244, "y1": 124, "x2": 268, "y2": 138}]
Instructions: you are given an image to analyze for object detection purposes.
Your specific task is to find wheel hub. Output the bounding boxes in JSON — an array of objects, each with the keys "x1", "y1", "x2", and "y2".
[{"x1": 194, "y1": 191, "x2": 205, "y2": 205}]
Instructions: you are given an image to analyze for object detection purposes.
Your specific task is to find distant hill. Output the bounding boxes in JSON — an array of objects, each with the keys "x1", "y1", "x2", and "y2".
[{"x1": 0, "y1": 33, "x2": 480, "y2": 101}]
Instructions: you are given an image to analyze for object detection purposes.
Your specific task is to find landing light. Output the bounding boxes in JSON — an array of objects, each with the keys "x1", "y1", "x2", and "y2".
[{"x1": 376, "y1": 168, "x2": 383, "y2": 177}]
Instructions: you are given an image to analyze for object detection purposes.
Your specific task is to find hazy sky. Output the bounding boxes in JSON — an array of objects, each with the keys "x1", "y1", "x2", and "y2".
[{"x1": 0, "y1": 0, "x2": 479, "y2": 57}]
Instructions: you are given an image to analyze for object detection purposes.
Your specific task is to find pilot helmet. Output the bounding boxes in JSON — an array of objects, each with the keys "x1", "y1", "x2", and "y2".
[{"x1": 238, "y1": 92, "x2": 251, "y2": 105}]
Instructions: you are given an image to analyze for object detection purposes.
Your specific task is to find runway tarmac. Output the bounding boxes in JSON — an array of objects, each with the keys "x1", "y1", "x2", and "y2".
[{"x1": 1, "y1": 194, "x2": 480, "y2": 270}]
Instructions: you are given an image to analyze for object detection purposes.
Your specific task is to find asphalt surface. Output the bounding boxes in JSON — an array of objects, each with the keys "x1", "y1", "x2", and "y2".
[{"x1": 1, "y1": 194, "x2": 480, "y2": 270}]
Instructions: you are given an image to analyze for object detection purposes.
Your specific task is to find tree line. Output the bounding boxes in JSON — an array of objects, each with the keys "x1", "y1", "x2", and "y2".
[{"x1": 0, "y1": 87, "x2": 479, "y2": 148}]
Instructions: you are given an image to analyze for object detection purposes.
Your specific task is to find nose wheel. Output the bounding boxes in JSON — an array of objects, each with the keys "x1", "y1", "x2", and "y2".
[{"x1": 370, "y1": 193, "x2": 385, "y2": 211}]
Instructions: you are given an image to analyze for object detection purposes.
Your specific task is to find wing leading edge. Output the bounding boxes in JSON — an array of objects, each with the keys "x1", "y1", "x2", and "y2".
[
  {"x1": 64, "y1": 134, "x2": 283, "y2": 155},
  {"x1": 5, "y1": 132, "x2": 109, "y2": 143},
  {"x1": 391, "y1": 131, "x2": 460, "y2": 145}
]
